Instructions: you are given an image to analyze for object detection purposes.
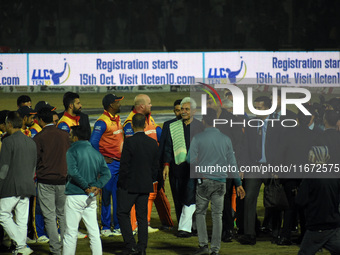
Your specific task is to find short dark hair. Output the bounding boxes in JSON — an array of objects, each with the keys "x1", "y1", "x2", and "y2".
[
  {"x1": 174, "y1": 99, "x2": 182, "y2": 107},
  {"x1": 132, "y1": 113, "x2": 145, "y2": 129},
  {"x1": 6, "y1": 111, "x2": 22, "y2": 128},
  {"x1": 17, "y1": 95, "x2": 31, "y2": 107},
  {"x1": 202, "y1": 108, "x2": 217, "y2": 126},
  {"x1": 254, "y1": 96, "x2": 271, "y2": 109},
  {"x1": 0, "y1": 110, "x2": 10, "y2": 124},
  {"x1": 37, "y1": 108, "x2": 54, "y2": 123},
  {"x1": 71, "y1": 125, "x2": 88, "y2": 140},
  {"x1": 324, "y1": 110, "x2": 339, "y2": 127},
  {"x1": 63, "y1": 92, "x2": 79, "y2": 111}
]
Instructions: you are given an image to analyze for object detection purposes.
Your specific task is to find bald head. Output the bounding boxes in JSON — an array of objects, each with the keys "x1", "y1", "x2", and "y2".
[{"x1": 134, "y1": 94, "x2": 152, "y2": 115}]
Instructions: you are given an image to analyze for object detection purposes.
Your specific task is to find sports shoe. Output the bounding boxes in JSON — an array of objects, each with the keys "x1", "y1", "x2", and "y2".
[
  {"x1": 101, "y1": 229, "x2": 114, "y2": 237},
  {"x1": 148, "y1": 226, "x2": 159, "y2": 233},
  {"x1": 37, "y1": 235, "x2": 49, "y2": 244},
  {"x1": 176, "y1": 230, "x2": 191, "y2": 238},
  {"x1": 193, "y1": 245, "x2": 209, "y2": 255},
  {"x1": 77, "y1": 231, "x2": 88, "y2": 239},
  {"x1": 26, "y1": 237, "x2": 36, "y2": 244},
  {"x1": 133, "y1": 227, "x2": 138, "y2": 236},
  {"x1": 112, "y1": 228, "x2": 122, "y2": 236},
  {"x1": 13, "y1": 246, "x2": 34, "y2": 255}
]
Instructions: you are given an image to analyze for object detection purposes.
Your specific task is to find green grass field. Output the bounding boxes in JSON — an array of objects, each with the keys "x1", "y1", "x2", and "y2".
[{"x1": 0, "y1": 89, "x2": 333, "y2": 254}]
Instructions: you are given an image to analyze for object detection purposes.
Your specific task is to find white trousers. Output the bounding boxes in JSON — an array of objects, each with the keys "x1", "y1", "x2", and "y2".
[
  {"x1": 178, "y1": 204, "x2": 196, "y2": 232},
  {"x1": 63, "y1": 195, "x2": 102, "y2": 255},
  {"x1": 0, "y1": 197, "x2": 29, "y2": 250}
]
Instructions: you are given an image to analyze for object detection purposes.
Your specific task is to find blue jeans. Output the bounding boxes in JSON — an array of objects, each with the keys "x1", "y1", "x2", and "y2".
[{"x1": 196, "y1": 179, "x2": 226, "y2": 253}]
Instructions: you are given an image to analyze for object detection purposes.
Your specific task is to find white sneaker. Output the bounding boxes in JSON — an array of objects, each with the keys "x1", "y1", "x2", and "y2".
[
  {"x1": 14, "y1": 246, "x2": 34, "y2": 255},
  {"x1": 112, "y1": 228, "x2": 122, "y2": 236},
  {"x1": 148, "y1": 226, "x2": 159, "y2": 233},
  {"x1": 133, "y1": 227, "x2": 138, "y2": 236},
  {"x1": 101, "y1": 229, "x2": 114, "y2": 237},
  {"x1": 37, "y1": 235, "x2": 49, "y2": 244},
  {"x1": 26, "y1": 237, "x2": 36, "y2": 244},
  {"x1": 77, "y1": 231, "x2": 87, "y2": 239}
]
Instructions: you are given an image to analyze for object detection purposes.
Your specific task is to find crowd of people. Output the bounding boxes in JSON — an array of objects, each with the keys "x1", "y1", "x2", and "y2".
[{"x1": 0, "y1": 90, "x2": 339, "y2": 255}]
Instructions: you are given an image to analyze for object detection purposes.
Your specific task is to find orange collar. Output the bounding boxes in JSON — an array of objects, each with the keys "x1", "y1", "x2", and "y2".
[
  {"x1": 103, "y1": 110, "x2": 120, "y2": 125},
  {"x1": 64, "y1": 111, "x2": 80, "y2": 123}
]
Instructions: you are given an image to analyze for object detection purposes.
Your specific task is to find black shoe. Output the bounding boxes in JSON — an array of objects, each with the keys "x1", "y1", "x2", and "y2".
[
  {"x1": 271, "y1": 236, "x2": 279, "y2": 244},
  {"x1": 277, "y1": 237, "x2": 292, "y2": 246},
  {"x1": 193, "y1": 245, "x2": 209, "y2": 255},
  {"x1": 222, "y1": 230, "x2": 233, "y2": 242},
  {"x1": 292, "y1": 235, "x2": 303, "y2": 245},
  {"x1": 138, "y1": 250, "x2": 146, "y2": 255},
  {"x1": 238, "y1": 234, "x2": 256, "y2": 245},
  {"x1": 123, "y1": 247, "x2": 139, "y2": 255},
  {"x1": 177, "y1": 230, "x2": 192, "y2": 238},
  {"x1": 191, "y1": 229, "x2": 198, "y2": 236},
  {"x1": 159, "y1": 225, "x2": 173, "y2": 231},
  {"x1": 210, "y1": 252, "x2": 219, "y2": 255},
  {"x1": 0, "y1": 244, "x2": 11, "y2": 253},
  {"x1": 260, "y1": 226, "x2": 272, "y2": 234}
]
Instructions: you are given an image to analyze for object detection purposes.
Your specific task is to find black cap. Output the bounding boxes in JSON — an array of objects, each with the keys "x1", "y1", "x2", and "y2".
[
  {"x1": 102, "y1": 94, "x2": 124, "y2": 109},
  {"x1": 34, "y1": 101, "x2": 56, "y2": 112},
  {"x1": 0, "y1": 110, "x2": 9, "y2": 124},
  {"x1": 17, "y1": 106, "x2": 37, "y2": 118}
]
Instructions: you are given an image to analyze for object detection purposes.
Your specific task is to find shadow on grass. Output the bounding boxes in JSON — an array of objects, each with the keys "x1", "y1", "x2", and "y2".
[{"x1": 149, "y1": 241, "x2": 197, "y2": 255}]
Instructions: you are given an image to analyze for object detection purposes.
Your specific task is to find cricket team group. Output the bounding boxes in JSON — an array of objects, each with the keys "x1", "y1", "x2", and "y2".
[{"x1": 0, "y1": 90, "x2": 340, "y2": 255}]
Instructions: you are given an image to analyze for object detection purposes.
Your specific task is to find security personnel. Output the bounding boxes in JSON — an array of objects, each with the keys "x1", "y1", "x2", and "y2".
[{"x1": 123, "y1": 94, "x2": 161, "y2": 233}]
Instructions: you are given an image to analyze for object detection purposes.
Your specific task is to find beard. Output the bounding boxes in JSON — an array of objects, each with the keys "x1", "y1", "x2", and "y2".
[{"x1": 73, "y1": 108, "x2": 82, "y2": 115}]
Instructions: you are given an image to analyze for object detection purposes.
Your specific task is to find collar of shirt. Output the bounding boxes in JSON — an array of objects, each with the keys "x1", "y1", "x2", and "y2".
[
  {"x1": 64, "y1": 111, "x2": 80, "y2": 123},
  {"x1": 103, "y1": 110, "x2": 120, "y2": 125}
]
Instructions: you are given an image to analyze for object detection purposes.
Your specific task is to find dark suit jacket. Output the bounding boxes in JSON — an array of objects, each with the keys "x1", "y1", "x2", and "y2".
[
  {"x1": 0, "y1": 131, "x2": 37, "y2": 198},
  {"x1": 277, "y1": 125, "x2": 318, "y2": 165},
  {"x1": 243, "y1": 110, "x2": 297, "y2": 166},
  {"x1": 157, "y1": 117, "x2": 178, "y2": 188},
  {"x1": 158, "y1": 118, "x2": 178, "y2": 166},
  {"x1": 217, "y1": 109, "x2": 244, "y2": 165},
  {"x1": 320, "y1": 128, "x2": 340, "y2": 164},
  {"x1": 242, "y1": 118, "x2": 277, "y2": 166},
  {"x1": 118, "y1": 132, "x2": 159, "y2": 193}
]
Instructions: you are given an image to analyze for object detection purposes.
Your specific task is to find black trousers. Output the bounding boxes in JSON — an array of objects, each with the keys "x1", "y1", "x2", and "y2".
[
  {"x1": 222, "y1": 179, "x2": 234, "y2": 232},
  {"x1": 299, "y1": 228, "x2": 340, "y2": 255},
  {"x1": 281, "y1": 180, "x2": 299, "y2": 239},
  {"x1": 117, "y1": 188, "x2": 149, "y2": 251}
]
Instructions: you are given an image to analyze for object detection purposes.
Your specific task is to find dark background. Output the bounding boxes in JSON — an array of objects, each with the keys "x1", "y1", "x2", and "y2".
[{"x1": 1, "y1": 0, "x2": 339, "y2": 53}]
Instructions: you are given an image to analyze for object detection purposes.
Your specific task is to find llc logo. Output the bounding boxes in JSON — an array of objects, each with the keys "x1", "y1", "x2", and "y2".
[
  {"x1": 198, "y1": 82, "x2": 222, "y2": 115},
  {"x1": 207, "y1": 57, "x2": 247, "y2": 84},
  {"x1": 31, "y1": 59, "x2": 71, "y2": 85}
]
